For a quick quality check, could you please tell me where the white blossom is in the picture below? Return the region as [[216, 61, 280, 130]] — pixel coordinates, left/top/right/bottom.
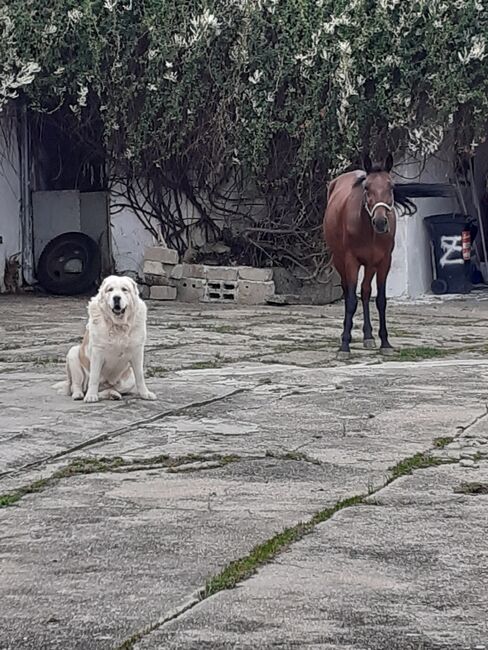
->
[[67, 9, 83, 24], [77, 84, 88, 107], [43, 24, 57, 36], [248, 69, 263, 84], [458, 34, 486, 64], [163, 71, 178, 83]]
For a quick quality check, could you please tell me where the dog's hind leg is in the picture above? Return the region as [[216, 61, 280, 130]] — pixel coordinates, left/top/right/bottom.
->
[[66, 345, 85, 400]]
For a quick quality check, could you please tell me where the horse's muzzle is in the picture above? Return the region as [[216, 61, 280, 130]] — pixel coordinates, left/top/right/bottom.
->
[[372, 216, 389, 234]]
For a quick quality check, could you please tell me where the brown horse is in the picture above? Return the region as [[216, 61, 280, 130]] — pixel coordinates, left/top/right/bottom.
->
[[324, 154, 451, 357]]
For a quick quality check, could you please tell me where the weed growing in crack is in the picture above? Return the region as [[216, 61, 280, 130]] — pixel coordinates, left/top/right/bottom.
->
[[202, 494, 365, 597], [395, 347, 453, 362], [387, 452, 452, 482], [265, 449, 321, 465], [433, 436, 454, 448], [0, 453, 242, 508], [146, 366, 170, 377], [454, 482, 488, 495]]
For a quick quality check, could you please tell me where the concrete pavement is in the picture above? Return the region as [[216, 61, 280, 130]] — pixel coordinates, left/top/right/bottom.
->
[[1, 294, 487, 649]]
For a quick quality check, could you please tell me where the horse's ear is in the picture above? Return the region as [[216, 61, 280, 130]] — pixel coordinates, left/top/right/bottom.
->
[[363, 154, 373, 174], [384, 153, 393, 173]]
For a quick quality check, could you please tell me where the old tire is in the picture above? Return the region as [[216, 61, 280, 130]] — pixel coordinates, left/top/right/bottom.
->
[[37, 232, 101, 295]]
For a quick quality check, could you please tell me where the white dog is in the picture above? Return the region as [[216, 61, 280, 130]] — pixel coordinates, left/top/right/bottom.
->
[[57, 275, 156, 403]]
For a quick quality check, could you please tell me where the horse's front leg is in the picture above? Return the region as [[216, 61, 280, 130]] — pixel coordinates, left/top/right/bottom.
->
[[376, 258, 394, 355], [339, 257, 359, 357], [361, 266, 376, 349]]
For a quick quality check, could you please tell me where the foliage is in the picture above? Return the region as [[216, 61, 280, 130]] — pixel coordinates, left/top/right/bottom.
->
[[1, 0, 488, 270]]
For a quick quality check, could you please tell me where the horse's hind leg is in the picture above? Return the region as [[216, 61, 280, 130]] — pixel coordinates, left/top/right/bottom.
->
[[339, 256, 360, 356], [361, 266, 376, 349], [376, 258, 394, 355]]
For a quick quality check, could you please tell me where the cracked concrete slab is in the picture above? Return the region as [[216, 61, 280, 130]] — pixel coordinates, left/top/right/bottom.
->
[[0, 458, 353, 650], [146, 463, 488, 650], [1, 294, 488, 649]]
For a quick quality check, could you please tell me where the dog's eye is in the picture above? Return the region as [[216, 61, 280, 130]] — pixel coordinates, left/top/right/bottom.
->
[[107, 287, 113, 292], [122, 287, 129, 292]]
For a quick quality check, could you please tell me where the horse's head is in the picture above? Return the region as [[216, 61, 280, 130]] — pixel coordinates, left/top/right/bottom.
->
[[362, 154, 394, 234]]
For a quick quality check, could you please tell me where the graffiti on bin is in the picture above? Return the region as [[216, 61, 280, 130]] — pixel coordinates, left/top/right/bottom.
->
[[439, 235, 463, 268]]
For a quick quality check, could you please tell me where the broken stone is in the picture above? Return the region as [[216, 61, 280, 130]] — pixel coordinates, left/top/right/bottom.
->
[[206, 266, 238, 282], [144, 246, 179, 265], [149, 285, 177, 301], [238, 267, 273, 282], [143, 261, 165, 277], [180, 263, 206, 279]]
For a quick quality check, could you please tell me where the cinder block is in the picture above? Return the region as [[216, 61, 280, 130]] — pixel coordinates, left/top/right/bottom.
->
[[238, 266, 273, 282], [150, 285, 177, 300], [175, 278, 206, 302], [205, 266, 238, 282], [144, 246, 179, 265], [180, 263, 206, 279], [237, 280, 275, 305], [204, 280, 238, 302]]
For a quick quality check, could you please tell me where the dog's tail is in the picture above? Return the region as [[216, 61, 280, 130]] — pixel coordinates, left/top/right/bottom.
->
[[52, 380, 71, 395], [52, 358, 72, 395]]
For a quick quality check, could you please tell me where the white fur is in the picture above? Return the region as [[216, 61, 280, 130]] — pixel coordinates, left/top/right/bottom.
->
[[55, 275, 156, 403]]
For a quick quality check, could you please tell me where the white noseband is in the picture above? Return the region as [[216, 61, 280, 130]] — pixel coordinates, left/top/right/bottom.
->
[[365, 201, 394, 218]]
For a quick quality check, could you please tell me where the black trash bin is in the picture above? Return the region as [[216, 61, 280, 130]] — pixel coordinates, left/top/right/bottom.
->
[[424, 214, 472, 295]]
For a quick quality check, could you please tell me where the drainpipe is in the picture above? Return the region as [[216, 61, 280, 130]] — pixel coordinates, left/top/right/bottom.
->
[[18, 101, 34, 285]]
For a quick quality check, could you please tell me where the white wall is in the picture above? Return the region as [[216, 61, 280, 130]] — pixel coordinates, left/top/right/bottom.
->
[[109, 188, 157, 276], [0, 111, 21, 291], [387, 143, 457, 298]]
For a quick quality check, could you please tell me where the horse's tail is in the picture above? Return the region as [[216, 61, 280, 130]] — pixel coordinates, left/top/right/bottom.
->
[[394, 182, 454, 215]]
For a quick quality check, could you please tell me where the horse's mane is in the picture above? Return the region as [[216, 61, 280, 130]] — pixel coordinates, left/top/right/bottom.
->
[[352, 173, 453, 216]]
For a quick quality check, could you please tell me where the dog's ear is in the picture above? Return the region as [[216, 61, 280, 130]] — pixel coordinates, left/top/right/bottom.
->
[[128, 277, 140, 297], [98, 276, 110, 293]]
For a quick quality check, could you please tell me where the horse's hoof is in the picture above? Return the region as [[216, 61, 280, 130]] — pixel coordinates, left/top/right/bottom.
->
[[337, 350, 351, 359], [380, 347, 395, 356], [363, 339, 377, 350]]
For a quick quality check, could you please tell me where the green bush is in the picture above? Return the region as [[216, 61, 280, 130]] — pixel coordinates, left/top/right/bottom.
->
[[1, 0, 487, 268]]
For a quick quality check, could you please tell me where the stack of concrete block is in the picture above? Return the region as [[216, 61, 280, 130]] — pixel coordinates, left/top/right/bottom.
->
[[143, 246, 179, 300], [169, 264, 275, 304]]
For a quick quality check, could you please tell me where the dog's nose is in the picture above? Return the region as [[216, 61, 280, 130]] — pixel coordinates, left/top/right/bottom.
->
[[113, 295, 121, 307]]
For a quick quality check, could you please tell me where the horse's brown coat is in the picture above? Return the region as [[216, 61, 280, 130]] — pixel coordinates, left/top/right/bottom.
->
[[324, 157, 396, 355]]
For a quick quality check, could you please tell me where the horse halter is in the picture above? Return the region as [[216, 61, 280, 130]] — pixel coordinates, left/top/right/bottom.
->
[[364, 200, 394, 219]]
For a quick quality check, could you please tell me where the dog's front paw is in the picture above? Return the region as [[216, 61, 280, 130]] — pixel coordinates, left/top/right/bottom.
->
[[72, 390, 84, 401], [140, 390, 156, 401], [84, 392, 99, 403]]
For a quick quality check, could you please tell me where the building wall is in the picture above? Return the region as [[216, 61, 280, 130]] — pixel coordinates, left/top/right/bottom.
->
[[388, 144, 457, 298], [0, 112, 21, 291], [109, 188, 157, 276]]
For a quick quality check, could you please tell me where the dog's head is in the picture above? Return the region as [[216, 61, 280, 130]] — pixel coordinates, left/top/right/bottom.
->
[[98, 275, 140, 321]]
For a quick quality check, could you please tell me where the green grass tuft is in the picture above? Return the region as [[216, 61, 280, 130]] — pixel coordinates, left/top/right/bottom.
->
[[396, 347, 452, 361]]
